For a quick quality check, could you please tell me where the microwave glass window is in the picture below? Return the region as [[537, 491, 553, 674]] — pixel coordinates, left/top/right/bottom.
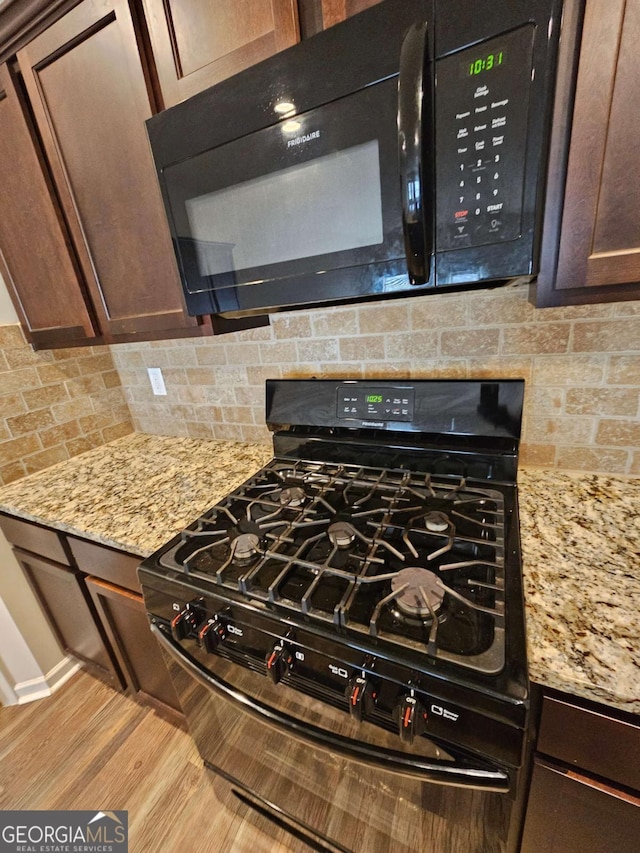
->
[[185, 140, 384, 277]]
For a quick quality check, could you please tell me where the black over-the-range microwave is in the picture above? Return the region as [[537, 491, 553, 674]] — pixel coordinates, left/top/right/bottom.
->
[[147, 0, 582, 320]]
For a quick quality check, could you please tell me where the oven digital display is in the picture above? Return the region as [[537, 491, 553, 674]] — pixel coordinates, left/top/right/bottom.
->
[[337, 385, 415, 422]]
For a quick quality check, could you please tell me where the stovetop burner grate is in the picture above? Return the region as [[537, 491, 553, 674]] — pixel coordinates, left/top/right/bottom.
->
[[159, 458, 508, 674]]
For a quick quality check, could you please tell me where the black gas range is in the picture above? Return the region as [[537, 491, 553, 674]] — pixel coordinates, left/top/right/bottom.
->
[[139, 379, 531, 853]]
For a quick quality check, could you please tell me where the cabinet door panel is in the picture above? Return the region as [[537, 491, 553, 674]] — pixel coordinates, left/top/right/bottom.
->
[[542, 0, 640, 303], [142, 0, 299, 107], [0, 63, 98, 348], [86, 576, 182, 714], [298, 0, 382, 37], [14, 547, 123, 689], [17, 0, 200, 340], [589, 0, 640, 271]]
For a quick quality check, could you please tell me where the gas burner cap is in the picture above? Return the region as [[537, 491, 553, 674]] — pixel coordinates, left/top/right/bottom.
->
[[424, 511, 450, 533], [233, 533, 260, 563], [391, 567, 445, 618], [328, 521, 356, 549], [279, 487, 306, 507]]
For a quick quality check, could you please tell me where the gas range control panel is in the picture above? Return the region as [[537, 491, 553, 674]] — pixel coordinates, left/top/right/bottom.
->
[[158, 594, 521, 765], [337, 384, 415, 422]]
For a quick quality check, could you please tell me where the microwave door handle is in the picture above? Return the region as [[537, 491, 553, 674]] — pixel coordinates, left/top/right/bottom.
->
[[398, 20, 432, 285], [151, 620, 509, 792]]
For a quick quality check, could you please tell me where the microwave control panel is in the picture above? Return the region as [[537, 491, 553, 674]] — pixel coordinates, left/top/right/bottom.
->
[[435, 25, 535, 252]]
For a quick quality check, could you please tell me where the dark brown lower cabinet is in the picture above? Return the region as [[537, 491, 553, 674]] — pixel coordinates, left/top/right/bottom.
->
[[85, 575, 181, 715], [521, 692, 640, 853], [522, 757, 640, 853], [13, 547, 124, 690], [1, 513, 182, 718]]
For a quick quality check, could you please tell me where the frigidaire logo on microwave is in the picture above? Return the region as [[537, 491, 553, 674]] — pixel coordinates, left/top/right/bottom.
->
[[287, 130, 321, 147]]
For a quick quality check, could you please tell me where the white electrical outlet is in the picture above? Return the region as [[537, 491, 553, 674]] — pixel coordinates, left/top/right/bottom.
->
[[147, 367, 167, 396]]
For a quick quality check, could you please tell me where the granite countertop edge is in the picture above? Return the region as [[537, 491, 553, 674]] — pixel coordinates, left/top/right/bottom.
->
[[1, 432, 638, 717]]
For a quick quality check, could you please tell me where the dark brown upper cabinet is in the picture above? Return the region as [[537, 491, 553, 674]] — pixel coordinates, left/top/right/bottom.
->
[[298, 0, 382, 38], [14, 0, 206, 344], [140, 0, 300, 108], [0, 63, 99, 348], [537, 0, 640, 307]]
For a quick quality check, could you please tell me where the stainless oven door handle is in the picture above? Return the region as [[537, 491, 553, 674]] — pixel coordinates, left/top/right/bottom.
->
[[151, 621, 510, 792]]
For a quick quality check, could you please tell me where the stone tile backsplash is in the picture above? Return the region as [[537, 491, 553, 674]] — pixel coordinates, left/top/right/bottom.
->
[[111, 283, 640, 476], [0, 284, 637, 483], [0, 325, 133, 485]]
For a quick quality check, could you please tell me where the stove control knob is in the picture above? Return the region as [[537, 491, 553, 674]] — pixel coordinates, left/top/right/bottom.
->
[[346, 676, 376, 722], [395, 695, 428, 744], [265, 643, 293, 684], [198, 617, 226, 653], [170, 600, 205, 641]]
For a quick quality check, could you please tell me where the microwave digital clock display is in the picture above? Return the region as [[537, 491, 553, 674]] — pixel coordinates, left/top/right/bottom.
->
[[465, 51, 505, 77]]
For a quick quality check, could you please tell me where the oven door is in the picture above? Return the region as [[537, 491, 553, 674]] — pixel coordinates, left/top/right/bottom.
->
[[159, 76, 414, 317], [152, 621, 517, 853]]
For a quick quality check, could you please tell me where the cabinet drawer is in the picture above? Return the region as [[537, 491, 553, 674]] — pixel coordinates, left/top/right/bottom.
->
[[0, 513, 70, 565], [67, 536, 142, 593], [521, 757, 640, 853], [538, 695, 640, 792]]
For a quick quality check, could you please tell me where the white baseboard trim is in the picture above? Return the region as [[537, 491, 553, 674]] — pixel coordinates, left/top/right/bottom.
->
[[14, 656, 81, 705], [0, 667, 18, 706], [47, 656, 82, 694]]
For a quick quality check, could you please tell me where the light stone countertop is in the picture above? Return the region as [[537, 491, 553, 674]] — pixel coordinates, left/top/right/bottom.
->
[[0, 432, 638, 715], [518, 469, 640, 715], [0, 434, 273, 557]]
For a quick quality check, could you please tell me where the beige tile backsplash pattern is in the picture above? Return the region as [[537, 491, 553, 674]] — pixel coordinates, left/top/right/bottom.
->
[[0, 325, 133, 485], [112, 284, 640, 476]]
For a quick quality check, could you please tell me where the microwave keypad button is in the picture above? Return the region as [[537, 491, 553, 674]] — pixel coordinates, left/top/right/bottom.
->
[[435, 25, 535, 252]]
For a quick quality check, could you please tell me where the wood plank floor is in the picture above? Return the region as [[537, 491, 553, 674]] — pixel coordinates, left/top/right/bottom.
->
[[0, 671, 314, 853]]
